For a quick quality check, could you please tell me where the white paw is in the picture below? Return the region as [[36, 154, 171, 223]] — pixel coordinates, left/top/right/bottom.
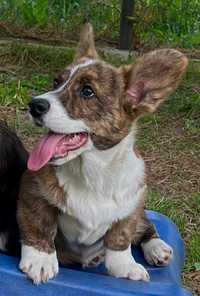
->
[[19, 245, 59, 284], [105, 246, 150, 281], [108, 261, 150, 281], [142, 238, 173, 266]]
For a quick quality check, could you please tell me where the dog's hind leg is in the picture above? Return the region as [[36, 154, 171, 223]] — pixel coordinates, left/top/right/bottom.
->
[[135, 212, 173, 266]]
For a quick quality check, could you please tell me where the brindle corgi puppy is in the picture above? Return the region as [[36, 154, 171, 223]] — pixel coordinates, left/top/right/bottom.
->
[[17, 23, 188, 284]]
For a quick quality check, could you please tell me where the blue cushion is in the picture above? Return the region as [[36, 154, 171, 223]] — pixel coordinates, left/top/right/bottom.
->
[[0, 211, 192, 296]]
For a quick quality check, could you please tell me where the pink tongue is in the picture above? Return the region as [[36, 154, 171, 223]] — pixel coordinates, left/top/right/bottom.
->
[[28, 134, 66, 171]]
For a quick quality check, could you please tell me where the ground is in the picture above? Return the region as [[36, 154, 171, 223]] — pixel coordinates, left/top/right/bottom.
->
[[0, 41, 199, 295]]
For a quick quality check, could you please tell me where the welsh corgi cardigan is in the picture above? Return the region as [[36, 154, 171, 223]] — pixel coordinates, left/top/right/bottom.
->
[[17, 23, 188, 284]]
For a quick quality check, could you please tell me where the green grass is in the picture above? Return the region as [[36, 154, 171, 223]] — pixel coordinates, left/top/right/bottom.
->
[[147, 191, 200, 272], [1, 42, 75, 72], [0, 43, 76, 106], [0, 42, 135, 106], [0, 73, 50, 106], [135, 0, 200, 48], [147, 191, 187, 233], [1, 42, 200, 121], [0, 0, 120, 40], [1, 0, 200, 48], [187, 231, 200, 271]]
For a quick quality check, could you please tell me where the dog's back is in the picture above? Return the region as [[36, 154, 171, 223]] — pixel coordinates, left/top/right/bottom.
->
[[0, 122, 28, 255]]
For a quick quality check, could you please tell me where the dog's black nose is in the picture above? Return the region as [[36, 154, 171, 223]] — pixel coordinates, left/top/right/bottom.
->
[[29, 99, 50, 118]]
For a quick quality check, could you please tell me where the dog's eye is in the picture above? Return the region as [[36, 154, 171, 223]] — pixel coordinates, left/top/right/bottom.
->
[[80, 86, 94, 98], [53, 78, 61, 89]]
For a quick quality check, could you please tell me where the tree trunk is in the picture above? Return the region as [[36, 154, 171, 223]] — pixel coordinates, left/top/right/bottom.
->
[[119, 0, 135, 50]]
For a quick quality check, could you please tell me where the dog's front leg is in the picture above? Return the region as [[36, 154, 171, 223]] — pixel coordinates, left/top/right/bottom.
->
[[104, 213, 150, 281], [17, 193, 59, 284], [105, 245, 149, 281]]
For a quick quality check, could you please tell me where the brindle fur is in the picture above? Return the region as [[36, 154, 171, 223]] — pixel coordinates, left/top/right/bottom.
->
[[104, 194, 158, 251], [17, 167, 62, 253], [17, 23, 188, 266]]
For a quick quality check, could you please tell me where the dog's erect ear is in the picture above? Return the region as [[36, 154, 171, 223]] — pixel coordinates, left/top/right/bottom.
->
[[74, 23, 99, 61], [121, 49, 188, 117]]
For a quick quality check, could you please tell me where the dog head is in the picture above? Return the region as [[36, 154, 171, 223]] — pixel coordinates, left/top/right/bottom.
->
[[28, 23, 188, 171]]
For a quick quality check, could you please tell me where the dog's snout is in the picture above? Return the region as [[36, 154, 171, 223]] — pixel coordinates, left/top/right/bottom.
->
[[29, 99, 50, 118]]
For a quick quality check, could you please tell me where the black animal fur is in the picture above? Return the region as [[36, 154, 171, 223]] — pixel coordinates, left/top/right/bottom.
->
[[0, 121, 28, 255]]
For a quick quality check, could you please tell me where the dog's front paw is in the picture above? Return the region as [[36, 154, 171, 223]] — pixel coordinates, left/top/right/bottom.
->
[[107, 260, 150, 281], [142, 238, 173, 266], [105, 246, 150, 281], [19, 245, 59, 284]]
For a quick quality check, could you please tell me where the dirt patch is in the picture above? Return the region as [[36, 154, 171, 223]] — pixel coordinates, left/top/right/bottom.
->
[[139, 116, 200, 199], [184, 271, 200, 295]]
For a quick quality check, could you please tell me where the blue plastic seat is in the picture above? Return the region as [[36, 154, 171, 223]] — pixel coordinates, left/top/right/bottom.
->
[[0, 211, 192, 296]]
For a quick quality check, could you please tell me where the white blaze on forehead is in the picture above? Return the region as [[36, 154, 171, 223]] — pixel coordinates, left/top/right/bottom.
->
[[34, 59, 98, 134], [52, 58, 98, 94]]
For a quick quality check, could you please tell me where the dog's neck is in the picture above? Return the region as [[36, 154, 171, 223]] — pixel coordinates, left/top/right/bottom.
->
[[57, 127, 138, 198]]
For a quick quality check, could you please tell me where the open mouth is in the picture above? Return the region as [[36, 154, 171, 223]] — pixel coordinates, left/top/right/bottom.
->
[[52, 132, 88, 159], [28, 132, 88, 171]]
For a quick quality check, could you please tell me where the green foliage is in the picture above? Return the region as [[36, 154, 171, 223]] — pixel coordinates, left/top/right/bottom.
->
[[194, 262, 200, 271], [0, 0, 200, 47], [0, 0, 120, 39], [134, 0, 200, 47], [0, 0, 49, 27]]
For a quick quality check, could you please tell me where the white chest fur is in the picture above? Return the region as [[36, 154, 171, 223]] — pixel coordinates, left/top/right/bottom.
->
[[56, 132, 145, 246]]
